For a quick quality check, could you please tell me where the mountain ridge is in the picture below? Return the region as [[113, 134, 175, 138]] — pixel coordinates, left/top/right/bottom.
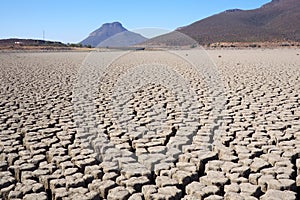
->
[[144, 0, 300, 47], [176, 0, 300, 44], [80, 22, 147, 47]]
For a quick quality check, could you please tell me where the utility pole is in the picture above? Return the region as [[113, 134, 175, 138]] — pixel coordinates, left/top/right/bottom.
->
[[43, 30, 45, 40]]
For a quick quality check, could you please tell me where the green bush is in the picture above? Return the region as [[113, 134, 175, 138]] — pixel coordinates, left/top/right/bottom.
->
[[190, 44, 197, 48]]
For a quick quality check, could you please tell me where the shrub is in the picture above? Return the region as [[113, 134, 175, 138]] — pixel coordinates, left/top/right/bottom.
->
[[249, 44, 257, 48]]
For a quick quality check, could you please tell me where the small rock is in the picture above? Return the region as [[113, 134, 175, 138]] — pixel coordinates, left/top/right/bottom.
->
[[84, 165, 103, 179], [154, 162, 173, 176], [258, 174, 274, 192], [0, 184, 15, 199], [239, 183, 262, 197], [250, 158, 270, 173], [172, 170, 193, 186], [53, 188, 68, 200], [200, 171, 229, 187], [50, 178, 66, 191], [224, 192, 244, 200], [125, 176, 150, 191], [8, 190, 22, 199], [85, 191, 100, 200], [156, 176, 178, 188], [128, 193, 144, 200], [186, 182, 205, 198], [142, 185, 157, 200], [224, 183, 240, 193], [102, 172, 119, 181], [66, 175, 85, 189], [249, 173, 262, 185], [99, 180, 117, 198], [267, 178, 296, 191], [107, 186, 130, 200], [158, 186, 182, 200], [23, 192, 48, 200], [296, 175, 300, 187], [204, 195, 224, 200], [260, 189, 297, 200], [230, 166, 250, 177]]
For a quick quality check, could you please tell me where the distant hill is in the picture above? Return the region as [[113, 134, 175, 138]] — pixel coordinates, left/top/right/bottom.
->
[[177, 0, 300, 44], [80, 22, 147, 47], [0, 38, 66, 47], [146, 0, 300, 46]]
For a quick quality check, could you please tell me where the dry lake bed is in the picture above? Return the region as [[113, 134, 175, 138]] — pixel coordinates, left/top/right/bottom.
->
[[0, 49, 299, 199]]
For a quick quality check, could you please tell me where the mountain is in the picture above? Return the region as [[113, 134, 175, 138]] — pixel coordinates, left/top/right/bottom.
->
[[98, 31, 147, 47], [177, 0, 300, 44], [140, 31, 198, 47], [80, 22, 147, 47], [147, 0, 300, 46]]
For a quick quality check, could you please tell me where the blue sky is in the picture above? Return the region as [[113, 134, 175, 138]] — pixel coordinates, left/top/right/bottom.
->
[[0, 0, 270, 43]]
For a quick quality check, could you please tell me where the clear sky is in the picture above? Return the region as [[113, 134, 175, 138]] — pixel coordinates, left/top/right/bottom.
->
[[1, 0, 271, 43]]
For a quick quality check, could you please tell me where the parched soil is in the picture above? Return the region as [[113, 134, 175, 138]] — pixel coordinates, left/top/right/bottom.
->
[[0, 49, 299, 199]]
